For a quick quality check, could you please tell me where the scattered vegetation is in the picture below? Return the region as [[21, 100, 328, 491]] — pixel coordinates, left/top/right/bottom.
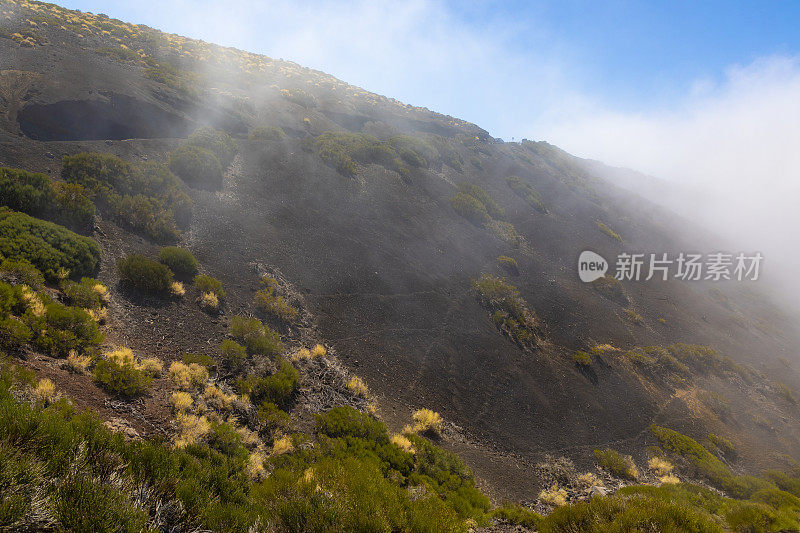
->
[[0, 208, 100, 280], [310, 131, 441, 179], [116, 254, 173, 293], [506, 175, 547, 213], [624, 308, 644, 324], [451, 182, 504, 226], [62, 153, 191, 242], [472, 274, 537, 346]]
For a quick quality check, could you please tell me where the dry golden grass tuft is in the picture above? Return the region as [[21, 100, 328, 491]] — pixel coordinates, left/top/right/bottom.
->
[[174, 413, 211, 448], [648, 457, 674, 476], [66, 350, 92, 373], [576, 472, 601, 489], [203, 384, 236, 411], [169, 281, 186, 297], [311, 344, 327, 357], [409, 408, 443, 436], [271, 434, 294, 455], [170, 391, 193, 412], [169, 361, 209, 390], [199, 291, 219, 310], [346, 376, 369, 397], [538, 484, 568, 507], [34, 378, 56, 403], [660, 474, 680, 484], [390, 434, 415, 454]]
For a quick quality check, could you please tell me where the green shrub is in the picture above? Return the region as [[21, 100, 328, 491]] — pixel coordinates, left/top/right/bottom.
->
[[594, 448, 639, 480], [220, 339, 246, 370], [251, 361, 299, 408], [187, 127, 238, 167], [596, 220, 622, 242], [237, 362, 299, 409], [472, 274, 537, 346], [506, 176, 547, 213], [591, 275, 627, 304], [169, 145, 223, 190], [496, 255, 519, 276], [230, 316, 283, 356], [0, 316, 33, 351], [450, 193, 489, 225], [254, 277, 298, 322], [54, 476, 149, 532], [457, 182, 503, 218], [573, 351, 592, 366], [61, 277, 106, 310], [194, 274, 225, 299], [182, 352, 216, 370], [0, 167, 95, 230], [93, 355, 153, 397], [257, 402, 290, 431], [117, 254, 173, 293], [708, 433, 737, 460], [0, 257, 45, 288], [491, 504, 541, 528], [158, 246, 198, 279], [0, 209, 100, 279], [62, 153, 191, 242], [249, 126, 285, 141]]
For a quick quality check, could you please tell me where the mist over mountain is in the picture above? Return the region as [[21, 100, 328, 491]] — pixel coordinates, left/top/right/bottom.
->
[[2, 1, 800, 530]]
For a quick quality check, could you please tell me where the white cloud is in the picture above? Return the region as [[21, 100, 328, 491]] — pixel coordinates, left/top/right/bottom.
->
[[538, 55, 800, 300]]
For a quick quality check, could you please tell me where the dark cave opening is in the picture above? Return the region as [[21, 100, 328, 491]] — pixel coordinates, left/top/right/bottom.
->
[[17, 93, 192, 141]]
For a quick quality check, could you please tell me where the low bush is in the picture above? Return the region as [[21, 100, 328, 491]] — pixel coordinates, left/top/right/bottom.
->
[[457, 183, 503, 219], [0, 208, 100, 279], [0, 167, 95, 230], [194, 274, 225, 299], [186, 127, 238, 167], [573, 351, 592, 366], [230, 315, 283, 356], [117, 254, 173, 293], [169, 145, 223, 190], [237, 361, 299, 409], [92, 348, 156, 397], [496, 255, 519, 276], [249, 126, 286, 141], [409, 408, 443, 437], [506, 175, 547, 213], [451, 192, 490, 225], [61, 277, 108, 310], [594, 448, 639, 480], [62, 153, 191, 242], [596, 220, 622, 242], [158, 246, 198, 279], [254, 276, 297, 321], [591, 275, 627, 304], [220, 339, 247, 370], [473, 274, 537, 346], [0, 257, 45, 288]]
